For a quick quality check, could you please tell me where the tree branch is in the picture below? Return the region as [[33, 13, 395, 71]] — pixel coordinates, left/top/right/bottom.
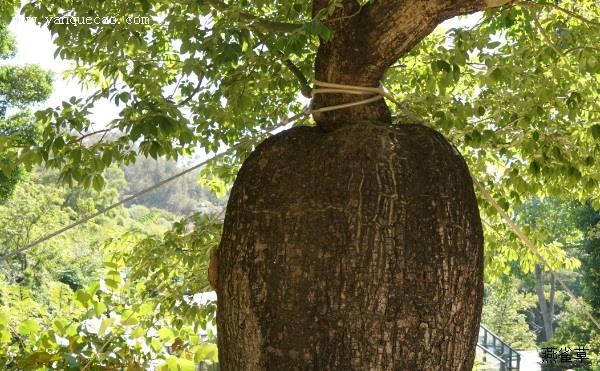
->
[[549, 272, 556, 319], [177, 77, 204, 107], [74, 129, 110, 143], [563, 45, 600, 56], [207, 0, 303, 33], [516, 1, 600, 27], [314, 0, 517, 84], [356, 0, 516, 81], [283, 58, 312, 98], [532, 11, 564, 57], [252, 28, 312, 98], [310, 0, 517, 130]]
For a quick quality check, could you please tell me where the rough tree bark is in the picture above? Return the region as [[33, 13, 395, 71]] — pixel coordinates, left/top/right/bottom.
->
[[216, 0, 513, 370]]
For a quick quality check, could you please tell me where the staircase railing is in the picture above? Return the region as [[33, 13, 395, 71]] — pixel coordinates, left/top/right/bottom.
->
[[477, 343, 508, 370], [478, 324, 521, 370]]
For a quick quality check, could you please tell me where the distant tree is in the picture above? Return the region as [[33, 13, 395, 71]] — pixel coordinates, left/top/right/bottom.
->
[[0, 21, 52, 202], [516, 198, 583, 341], [541, 297, 599, 371], [0, 166, 181, 346], [0, 174, 93, 289], [553, 297, 597, 347], [481, 278, 537, 350]]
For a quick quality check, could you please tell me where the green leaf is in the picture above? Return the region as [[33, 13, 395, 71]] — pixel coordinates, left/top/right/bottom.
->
[[452, 64, 461, 82], [176, 358, 197, 371], [138, 302, 154, 316], [18, 319, 40, 338], [52, 318, 68, 336], [74, 289, 93, 308], [487, 41, 501, 49], [103, 260, 120, 269], [0, 310, 7, 326], [0, 327, 10, 343], [98, 317, 115, 337], [139, 0, 152, 13], [303, 21, 331, 41], [432, 60, 452, 73], [65, 323, 78, 337], [591, 124, 600, 139], [70, 148, 82, 164], [529, 160, 541, 175], [94, 302, 107, 316], [151, 337, 163, 352], [158, 327, 175, 342], [218, 43, 242, 64], [92, 174, 105, 191], [121, 310, 138, 326], [166, 356, 178, 371], [105, 278, 120, 290], [194, 343, 219, 363], [490, 67, 505, 82], [101, 150, 113, 166], [198, 171, 229, 198], [131, 327, 146, 338]]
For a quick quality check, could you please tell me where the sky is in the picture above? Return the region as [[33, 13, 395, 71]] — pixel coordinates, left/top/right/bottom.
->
[[9, 15, 120, 127]]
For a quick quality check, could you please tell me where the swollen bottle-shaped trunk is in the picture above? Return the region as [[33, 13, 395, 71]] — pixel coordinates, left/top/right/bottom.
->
[[216, 123, 484, 370]]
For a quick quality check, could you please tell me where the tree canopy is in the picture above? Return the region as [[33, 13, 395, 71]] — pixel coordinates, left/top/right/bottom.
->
[[7, 0, 597, 198], [3, 0, 595, 279]]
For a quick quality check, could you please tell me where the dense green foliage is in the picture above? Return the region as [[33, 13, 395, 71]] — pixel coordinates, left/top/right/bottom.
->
[[0, 0, 599, 369], [471, 199, 600, 371], [481, 278, 537, 350], [0, 167, 174, 298], [576, 204, 600, 318], [536, 203, 600, 370], [0, 19, 221, 367], [0, 221, 219, 370], [544, 296, 600, 371], [3, 0, 595, 280], [11, 0, 598, 197], [0, 166, 222, 369]]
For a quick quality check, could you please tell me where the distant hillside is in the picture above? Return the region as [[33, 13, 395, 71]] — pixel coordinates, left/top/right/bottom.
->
[[121, 157, 225, 216]]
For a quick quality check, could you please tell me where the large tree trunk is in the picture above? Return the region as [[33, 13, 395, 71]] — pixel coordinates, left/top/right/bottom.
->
[[216, 0, 512, 369], [217, 123, 484, 369]]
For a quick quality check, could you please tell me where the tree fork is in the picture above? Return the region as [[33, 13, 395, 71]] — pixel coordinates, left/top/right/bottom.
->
[[311, 0, 513, 131]]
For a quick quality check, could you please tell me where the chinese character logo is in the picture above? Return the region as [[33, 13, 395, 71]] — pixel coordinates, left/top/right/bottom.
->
[[541, 345, 590, 366]]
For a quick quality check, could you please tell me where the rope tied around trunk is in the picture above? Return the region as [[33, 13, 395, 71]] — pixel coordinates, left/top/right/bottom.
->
[[310, 80, 424, 124]]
